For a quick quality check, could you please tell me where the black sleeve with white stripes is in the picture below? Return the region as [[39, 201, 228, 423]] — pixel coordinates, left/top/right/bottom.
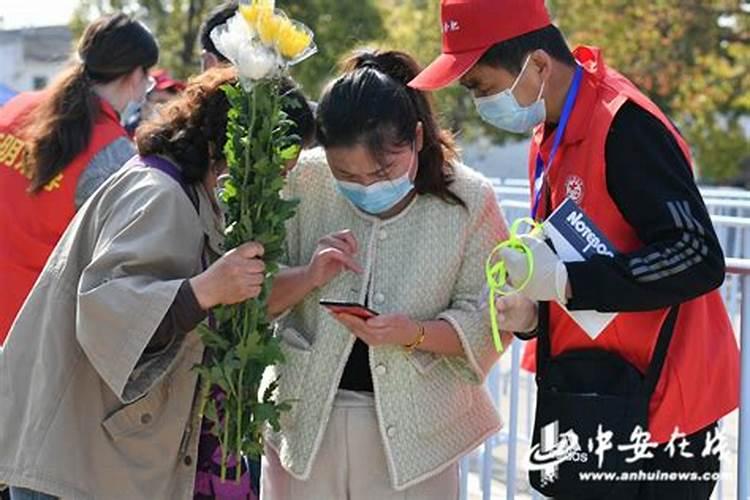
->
[[565, 101, 725, 312]]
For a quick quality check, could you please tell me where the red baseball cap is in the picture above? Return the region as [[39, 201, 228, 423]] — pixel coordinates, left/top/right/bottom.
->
[[151, 69, 186, 93], [409, 0, 552, 91]]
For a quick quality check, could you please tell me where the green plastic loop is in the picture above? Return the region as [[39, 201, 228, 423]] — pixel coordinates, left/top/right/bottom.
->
[[485, 217, 542, 352]]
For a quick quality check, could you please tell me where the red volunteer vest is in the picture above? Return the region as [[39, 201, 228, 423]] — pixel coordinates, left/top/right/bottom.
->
[[0, 92, 128, 344], [525, 46, 739, 442]]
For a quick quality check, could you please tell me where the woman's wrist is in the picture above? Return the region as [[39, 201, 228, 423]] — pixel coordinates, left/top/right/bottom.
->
[[302, 263, 322, 290], [189, 273, 216, 311], [403, 321, 426, 352]]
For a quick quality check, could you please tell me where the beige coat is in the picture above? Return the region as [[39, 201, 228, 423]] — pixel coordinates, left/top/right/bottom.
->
[[0, 158, 223, 499], [262, 149, 507, 490]]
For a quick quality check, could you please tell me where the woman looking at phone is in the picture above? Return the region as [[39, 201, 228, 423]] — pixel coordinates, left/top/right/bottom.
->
[[264, 50, 511, 499]]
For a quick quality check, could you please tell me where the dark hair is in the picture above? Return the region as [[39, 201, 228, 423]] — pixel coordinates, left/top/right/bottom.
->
[[477, 25, 576, 75], [136, 67, 237, 184], [21, 14, 158, 192], [279, 78, 316, 148], [136, 69, 313, 183], [199, 1, 238, 61], [317, 49, 464, 207]]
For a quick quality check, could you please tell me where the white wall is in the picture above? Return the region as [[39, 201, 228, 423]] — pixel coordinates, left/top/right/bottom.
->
[[0, 40, 23, 90], [15, 58, 68, 91], [0, 28, 71, 93]]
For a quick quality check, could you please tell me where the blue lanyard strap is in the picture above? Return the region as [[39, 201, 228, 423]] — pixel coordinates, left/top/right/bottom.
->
[[531, 65, 584, 220]]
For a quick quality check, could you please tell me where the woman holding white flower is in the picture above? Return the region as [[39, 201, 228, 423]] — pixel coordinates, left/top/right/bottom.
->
[[0, 1, 319, 497], [0, 67, 311, 500], [264, 50, 512, 499]]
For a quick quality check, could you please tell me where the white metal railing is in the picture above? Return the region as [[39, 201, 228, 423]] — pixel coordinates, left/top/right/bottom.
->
[[491, 177, 750, 200], [460, 184, 750, 500]]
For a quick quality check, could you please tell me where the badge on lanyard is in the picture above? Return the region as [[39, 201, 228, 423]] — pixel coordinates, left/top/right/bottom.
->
[[530, 65, 584, 220]]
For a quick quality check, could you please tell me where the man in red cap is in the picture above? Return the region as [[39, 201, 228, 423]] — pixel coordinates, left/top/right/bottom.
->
[[411, 1, 739, 499], [141, 69, 186, 121]]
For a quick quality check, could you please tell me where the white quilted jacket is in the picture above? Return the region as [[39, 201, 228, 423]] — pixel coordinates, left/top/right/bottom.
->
[[261, 148, 508, 490]]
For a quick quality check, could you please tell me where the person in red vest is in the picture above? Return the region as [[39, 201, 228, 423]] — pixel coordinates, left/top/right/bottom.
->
[[0, 14, 158, 345], [410, 1, 740, 498]]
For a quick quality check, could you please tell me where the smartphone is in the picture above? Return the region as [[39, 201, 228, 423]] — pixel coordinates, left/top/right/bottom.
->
[[320, 301, 379, 320]]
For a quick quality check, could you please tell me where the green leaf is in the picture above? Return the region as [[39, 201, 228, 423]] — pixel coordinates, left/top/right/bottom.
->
[[253, 403, 280, 423], [196, 323, 231, 351]]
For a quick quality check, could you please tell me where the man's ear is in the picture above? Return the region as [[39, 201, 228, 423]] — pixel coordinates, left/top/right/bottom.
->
[[201, 51, 220, 71], [530, 49, 553, 82]]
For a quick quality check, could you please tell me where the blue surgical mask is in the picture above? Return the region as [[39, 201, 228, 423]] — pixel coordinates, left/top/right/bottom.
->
[[473, 55, 546, 134], [336, 146, 417, 215], [121, 72, 154, 128], [121, 99, 143, 128]]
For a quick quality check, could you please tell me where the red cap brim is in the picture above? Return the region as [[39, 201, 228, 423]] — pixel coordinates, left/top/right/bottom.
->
[[408, 47, 486, 91], [155, 81, 186, 92]]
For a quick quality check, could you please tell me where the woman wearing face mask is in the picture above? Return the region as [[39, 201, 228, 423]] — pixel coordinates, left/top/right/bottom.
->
[[0, 14, 158, 344], [263, 50, 511, 499]]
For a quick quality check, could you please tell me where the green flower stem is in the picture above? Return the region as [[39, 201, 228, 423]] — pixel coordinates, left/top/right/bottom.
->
[[198, 378, 210, 419], [235, 362, 244, 483], [221, 418, 229, 481], [241, 88, 257, 218], [197, 79, 299, 480]]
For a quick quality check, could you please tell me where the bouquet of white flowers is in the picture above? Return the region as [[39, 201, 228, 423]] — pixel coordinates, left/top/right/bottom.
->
[[196, 0, 316, 481]]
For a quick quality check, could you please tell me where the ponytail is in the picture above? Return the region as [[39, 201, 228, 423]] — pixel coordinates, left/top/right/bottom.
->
[[20, 14, 158, 192], [317, 49, 464, 208], [23, 65, 98, 191]]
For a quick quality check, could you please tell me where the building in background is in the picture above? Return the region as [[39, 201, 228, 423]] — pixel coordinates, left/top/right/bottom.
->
[[0, 83, 16, 106], [0, 26, 72, 94]]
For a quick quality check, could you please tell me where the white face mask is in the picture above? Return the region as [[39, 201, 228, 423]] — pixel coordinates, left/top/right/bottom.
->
[[473, 55, 546, 134]]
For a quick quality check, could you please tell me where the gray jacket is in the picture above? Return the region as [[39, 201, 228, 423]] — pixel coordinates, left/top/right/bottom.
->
[[0, 158, 223, 499]]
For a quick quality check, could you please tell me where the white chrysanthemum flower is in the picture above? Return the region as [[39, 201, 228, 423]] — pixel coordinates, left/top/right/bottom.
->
[[210, 13, 280, 86], [237, 43, 278, 81]]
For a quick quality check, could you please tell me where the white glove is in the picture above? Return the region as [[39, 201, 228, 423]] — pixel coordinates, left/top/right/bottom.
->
[[494, 293, 539, 333], [499, 234, 568, 303]]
